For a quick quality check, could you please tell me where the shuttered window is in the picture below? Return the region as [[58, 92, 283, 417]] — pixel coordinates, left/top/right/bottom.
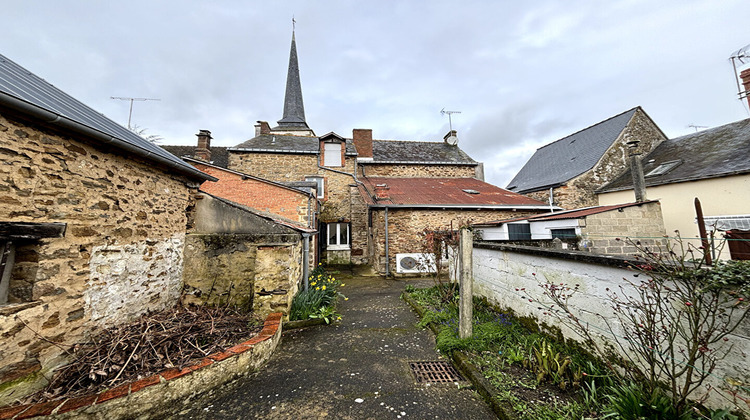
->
[[324, 142, 342, 167]]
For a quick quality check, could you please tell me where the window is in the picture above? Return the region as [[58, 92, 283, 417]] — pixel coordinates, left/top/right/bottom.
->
[[327, 223, 350, 250], [324, 142, 342, 167], [550, 228, 577, 240], [306, 176, 325, 199], [646, 160, 681, 177], [507, 223, 531, 241]]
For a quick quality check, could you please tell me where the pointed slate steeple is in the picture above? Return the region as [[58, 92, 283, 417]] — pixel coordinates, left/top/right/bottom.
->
[[277, 30, 309, 130]]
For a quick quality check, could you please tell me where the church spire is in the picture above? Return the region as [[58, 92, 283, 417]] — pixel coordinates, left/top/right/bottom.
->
[[277, 26, 309, 130]]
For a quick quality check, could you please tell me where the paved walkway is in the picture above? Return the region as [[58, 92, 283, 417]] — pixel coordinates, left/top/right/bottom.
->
[[179, 275, 495, 419]]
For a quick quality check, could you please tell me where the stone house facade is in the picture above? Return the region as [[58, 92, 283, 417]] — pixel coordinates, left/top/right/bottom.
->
[[507, 107, 666, 209], [0, 54, 213, 404]]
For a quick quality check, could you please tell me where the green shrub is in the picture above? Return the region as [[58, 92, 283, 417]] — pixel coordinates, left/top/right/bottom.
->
[[289, 266, 346, 321]]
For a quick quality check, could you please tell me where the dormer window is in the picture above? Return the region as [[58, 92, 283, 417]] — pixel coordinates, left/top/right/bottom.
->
[[324, 142, 343, 167]]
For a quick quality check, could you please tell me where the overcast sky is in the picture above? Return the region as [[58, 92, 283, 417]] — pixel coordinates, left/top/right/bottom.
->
[[3, 1, 749, 186]]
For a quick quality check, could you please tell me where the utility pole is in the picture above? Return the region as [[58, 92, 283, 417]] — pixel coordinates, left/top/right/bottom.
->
[[110, 97, 160, 129]]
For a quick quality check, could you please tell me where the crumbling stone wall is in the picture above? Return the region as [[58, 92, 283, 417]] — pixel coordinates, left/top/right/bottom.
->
[[360, 164, 476, 178], [526, 108, 666, 209], [581, 201, 667, 255], [370, 209, 542, 275], [0, 112, 194, 404]]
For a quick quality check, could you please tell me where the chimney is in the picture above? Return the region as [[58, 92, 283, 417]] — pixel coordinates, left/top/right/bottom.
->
[[373, 183, 390, 200], [443, 130, 458, 146], [627, 139, 647, 203], [352, 129, 373, 159], [740, 68, 750, 109], [256, 121, 271, 136], [195, 129, 212, 162]]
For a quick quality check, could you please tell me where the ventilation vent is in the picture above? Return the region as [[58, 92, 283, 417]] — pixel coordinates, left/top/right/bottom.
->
[[462, 189, 480, 195]]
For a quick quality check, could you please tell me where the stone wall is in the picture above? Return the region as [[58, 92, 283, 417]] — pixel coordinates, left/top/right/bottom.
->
[[360, 164, 476, 178], [0, 112, 194, 404], [471, 243, 750, 414], [581, 201, 667, 255], [183, 194, 304, 318], [370, 208, 541, 275], [526, 108, 666, 209]]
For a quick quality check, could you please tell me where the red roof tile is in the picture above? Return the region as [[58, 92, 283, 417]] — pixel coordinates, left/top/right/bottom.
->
[[359, 177, 548, 207]]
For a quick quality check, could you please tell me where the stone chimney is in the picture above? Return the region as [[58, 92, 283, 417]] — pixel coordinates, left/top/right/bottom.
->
[[195, 130, 212, 162], [373, 183, 390, 200], [352, 129, 373, 159], [627, 139, 647, 203], [255, 121, 271, 136], [740, 68, 750, 109]]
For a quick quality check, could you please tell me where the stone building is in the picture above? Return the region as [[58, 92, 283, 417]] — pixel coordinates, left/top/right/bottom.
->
[[0, 54, 214, 403], [598, 117, 750, 260], [162, 30, 552, 273], [507, 107, 666, 209]]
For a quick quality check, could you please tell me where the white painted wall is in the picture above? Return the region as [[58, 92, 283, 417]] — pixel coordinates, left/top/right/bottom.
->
[[471, 244, 750, 412]]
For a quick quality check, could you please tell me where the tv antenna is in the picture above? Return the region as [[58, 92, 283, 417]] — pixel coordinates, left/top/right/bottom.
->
[[687, 124, 707, 132], [110, 97, 161, 129], [440, 108, 461, 131]]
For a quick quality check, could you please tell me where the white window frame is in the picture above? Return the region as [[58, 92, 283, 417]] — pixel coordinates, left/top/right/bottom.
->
[[324, 142, 343, 167], [326, 223, 350, 250], [305, 176, 325, 199]]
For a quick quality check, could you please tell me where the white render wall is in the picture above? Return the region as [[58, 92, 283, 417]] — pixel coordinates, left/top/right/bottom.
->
[[471, 243, 750, 413]]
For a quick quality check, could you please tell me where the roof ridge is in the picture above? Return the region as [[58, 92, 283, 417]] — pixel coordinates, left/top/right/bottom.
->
[[536, 106, 640, 151], [373, 139, 445, 144]]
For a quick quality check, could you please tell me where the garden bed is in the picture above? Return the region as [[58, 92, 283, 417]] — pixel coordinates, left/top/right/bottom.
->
[[403, 285, 615, 420]]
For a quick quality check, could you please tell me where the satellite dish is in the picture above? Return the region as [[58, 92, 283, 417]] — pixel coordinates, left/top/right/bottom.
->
[[445, 135, 458, 146]]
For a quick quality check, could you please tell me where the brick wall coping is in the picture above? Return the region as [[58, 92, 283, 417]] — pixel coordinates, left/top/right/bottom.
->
[[473, 241, 633, 269], [0, 312, 283, 420]]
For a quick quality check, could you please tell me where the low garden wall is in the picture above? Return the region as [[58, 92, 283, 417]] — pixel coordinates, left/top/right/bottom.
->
[[0, 313, 283, 420], [471, 242, 750, 413]]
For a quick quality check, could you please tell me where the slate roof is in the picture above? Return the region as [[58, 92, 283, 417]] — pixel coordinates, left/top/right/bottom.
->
[[599, 118, 750, 192], [474, 201, 658, 226], [0, 54, 211, 181], [231, 134, 357, 155], [276, 32, 309, 130], [370, 140, 477, 165], [507, 107, 639, 193], [160, 145, 230, 168], [359, 177, 550, 208]]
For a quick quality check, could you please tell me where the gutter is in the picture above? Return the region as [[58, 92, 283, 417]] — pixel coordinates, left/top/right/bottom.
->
[[367, 204, 560, 210], [0, 91, 215, 183]]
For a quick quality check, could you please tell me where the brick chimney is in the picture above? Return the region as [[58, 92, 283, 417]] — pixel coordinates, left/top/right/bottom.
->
[[352, 129, 373, 159], [740, 68, 750, 109], [195, 130, 212, 162], [373, 183, 390, 200], [255, 121, 271, 136]]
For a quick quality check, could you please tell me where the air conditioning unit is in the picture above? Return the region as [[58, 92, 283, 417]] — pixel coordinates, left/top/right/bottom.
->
[[395, 253, 437, 274]]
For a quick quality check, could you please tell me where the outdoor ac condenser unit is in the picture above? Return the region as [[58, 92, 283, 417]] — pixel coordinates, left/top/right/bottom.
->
[[395, 253, 437, 274]]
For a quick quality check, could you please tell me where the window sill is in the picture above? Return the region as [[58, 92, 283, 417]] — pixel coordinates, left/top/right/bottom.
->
[[326, 245, 350, 251]]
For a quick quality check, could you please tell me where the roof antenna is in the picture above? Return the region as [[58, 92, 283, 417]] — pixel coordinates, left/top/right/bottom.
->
[[110, 96, 160, 130], [440, 108, 461, 131], [687, 124, 707, 132], [729, 43, 750, 112]]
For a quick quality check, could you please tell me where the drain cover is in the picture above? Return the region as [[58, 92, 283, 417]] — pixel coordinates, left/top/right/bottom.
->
[[409, 361, 463, 383]]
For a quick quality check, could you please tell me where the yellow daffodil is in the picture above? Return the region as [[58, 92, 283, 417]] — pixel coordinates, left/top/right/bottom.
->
[[341, 283, 346, 287], [344, 297, 349, 301], [311, 282, 317, 286], [321, 285, 326, 290], [316, 287, 320, 290]]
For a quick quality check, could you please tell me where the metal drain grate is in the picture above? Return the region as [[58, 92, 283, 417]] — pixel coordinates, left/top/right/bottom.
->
[[409, 361, 463, 383]]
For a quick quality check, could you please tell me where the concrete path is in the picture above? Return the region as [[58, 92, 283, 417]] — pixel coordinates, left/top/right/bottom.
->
[[178, 275, 495, 419]]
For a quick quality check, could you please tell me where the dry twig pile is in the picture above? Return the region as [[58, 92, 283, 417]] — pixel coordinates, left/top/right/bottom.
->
[[31, 305, 261, 402]]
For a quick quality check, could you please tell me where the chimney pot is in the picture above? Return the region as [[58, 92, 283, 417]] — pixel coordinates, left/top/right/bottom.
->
[[352, 129, 373, 159]]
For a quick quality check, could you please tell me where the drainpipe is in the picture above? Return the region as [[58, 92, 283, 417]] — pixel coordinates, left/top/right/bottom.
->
[[548, 187, 554, 212], [384, 207, 390, 277], [302, 234, 310, 291]]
